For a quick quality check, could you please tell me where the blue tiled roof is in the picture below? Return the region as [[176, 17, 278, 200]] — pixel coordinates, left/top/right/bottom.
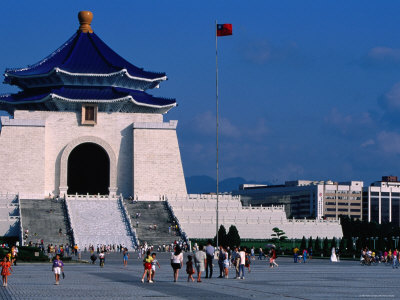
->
[[0, 86, 176, 107], [5, 32, 166, 80]]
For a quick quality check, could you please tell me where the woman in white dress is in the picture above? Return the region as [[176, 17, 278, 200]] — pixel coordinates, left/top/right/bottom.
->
[[330, 247, 338, 262]]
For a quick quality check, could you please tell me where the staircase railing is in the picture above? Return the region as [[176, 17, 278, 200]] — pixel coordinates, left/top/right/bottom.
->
[[118, 195, 139, 248], [63, 195, 76, 247], [17, 193, 24, 246], [164, 198, 189, 244]]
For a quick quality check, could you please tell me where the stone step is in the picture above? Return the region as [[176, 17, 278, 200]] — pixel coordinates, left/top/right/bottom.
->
[[123, 200, 180, 247], [20, 199, 72, 246]]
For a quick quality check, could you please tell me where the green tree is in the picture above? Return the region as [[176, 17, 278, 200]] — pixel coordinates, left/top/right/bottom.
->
[[323, 237, 329, 256], [339, 238, 345, 252], [270, 227, 288, 247], [308, 236, 313, 250], [226, 225, 241, 248], [314, 237, 321, 254], [300, 236, 307, 250], [214, 225, 228, 247], [331, 237, 337, 249], [346, 236, 353, 254]]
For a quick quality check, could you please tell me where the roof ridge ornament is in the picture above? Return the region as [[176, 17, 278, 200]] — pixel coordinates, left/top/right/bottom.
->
[[78, 11, 93, 33]]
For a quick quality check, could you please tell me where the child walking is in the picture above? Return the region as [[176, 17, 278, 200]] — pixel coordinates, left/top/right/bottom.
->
[[186, 255, 195, 282], [0, 256, 12, 287], [141, 250, 153, 283], [52, 254, 64, 285], [150, 253, 161, 282]]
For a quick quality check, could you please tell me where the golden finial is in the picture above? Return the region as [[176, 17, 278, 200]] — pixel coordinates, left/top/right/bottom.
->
[[78, 11, 93, 33]]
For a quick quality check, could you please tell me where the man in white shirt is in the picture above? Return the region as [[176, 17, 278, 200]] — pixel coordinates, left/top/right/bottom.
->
[[238, 247, 246, 279], [205, 240, 214, 278]]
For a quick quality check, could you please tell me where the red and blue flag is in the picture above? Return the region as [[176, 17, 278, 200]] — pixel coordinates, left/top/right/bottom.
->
[[217, 24, 232, 36]]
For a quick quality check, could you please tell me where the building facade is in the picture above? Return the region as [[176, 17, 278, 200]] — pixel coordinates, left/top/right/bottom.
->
[[235, 180, 363, 220], [0, 11, 187, 199], [362, 176, 400, 226]]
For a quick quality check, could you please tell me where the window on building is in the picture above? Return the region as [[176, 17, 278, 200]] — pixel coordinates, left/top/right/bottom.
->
[[81, 104, 98, 125], [326, 208, 336, 212], [382, 198, 390, 223], [371, 192, 379, 196], [338, 208, 348, 212], [350, 209, 361, 212], [371, 198, 379, 223], [382, 192, 390, 197], [350, 203, 361, 206]]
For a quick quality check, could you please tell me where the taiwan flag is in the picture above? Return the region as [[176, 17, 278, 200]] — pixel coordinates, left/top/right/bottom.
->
[[217, 24, 232, 36]]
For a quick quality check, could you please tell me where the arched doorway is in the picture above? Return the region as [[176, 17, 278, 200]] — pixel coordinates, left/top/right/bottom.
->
[[67, 143, 110, 194]]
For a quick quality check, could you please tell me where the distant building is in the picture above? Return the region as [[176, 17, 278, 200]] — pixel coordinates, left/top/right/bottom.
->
[[235, 180, 363, 220], [362, 176, 400, 226]]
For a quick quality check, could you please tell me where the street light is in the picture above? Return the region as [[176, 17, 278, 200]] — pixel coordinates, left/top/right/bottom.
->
[[394, 236, 400, 249], [371, 237, 378, 250], [352, 237, 359, 259]]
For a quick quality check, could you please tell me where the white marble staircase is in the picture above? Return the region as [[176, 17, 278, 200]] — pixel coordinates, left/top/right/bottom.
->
[[65, 195, 136, 249]]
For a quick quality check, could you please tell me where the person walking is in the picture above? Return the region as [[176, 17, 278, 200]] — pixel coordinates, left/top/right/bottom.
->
[[232, 247, 240, 279], [186, 255, 195, 282], [52, 254, 64, 285], [99, 251, 105, 267], [0, 256, 12, 287], [123, 248, 129, 267], [302, 249, 308, 263], [150, 253, 161, 282], [393, 249, 398, 269], [238, 247, 246, 279], [223, 246, 230, 278], [205, 240, 214, 278], [170, 245, 183, 282], [194, 245, 207, 282], [141, 250, 153, 283], [217, 246, 225, 278], [269, 247, 278, 268]]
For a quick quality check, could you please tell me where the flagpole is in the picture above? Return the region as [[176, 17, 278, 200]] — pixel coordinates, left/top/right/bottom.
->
[[215, 20, 219, 248]]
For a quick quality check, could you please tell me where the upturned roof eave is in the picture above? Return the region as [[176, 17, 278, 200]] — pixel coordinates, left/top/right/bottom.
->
[[0, 92, 176, 110], [4, 67, 167, 83]]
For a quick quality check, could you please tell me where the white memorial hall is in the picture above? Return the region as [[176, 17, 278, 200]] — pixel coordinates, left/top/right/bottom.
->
[[0, 12, 342, 247]]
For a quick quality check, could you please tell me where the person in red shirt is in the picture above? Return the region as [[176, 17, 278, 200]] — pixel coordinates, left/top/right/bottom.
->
[[0, 256, 12, 287], [269, 248, 279, 268]]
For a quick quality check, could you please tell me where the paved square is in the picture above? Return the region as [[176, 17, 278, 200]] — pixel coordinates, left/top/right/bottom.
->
[[0, 253, 397, 299]]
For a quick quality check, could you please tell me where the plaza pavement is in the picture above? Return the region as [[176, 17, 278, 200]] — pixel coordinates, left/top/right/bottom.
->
[[0, 252, 397, 300]]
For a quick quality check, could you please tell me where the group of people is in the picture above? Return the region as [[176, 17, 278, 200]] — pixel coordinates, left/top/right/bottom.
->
[[137, 241, 276, 284], [360, 247, 400, 267]]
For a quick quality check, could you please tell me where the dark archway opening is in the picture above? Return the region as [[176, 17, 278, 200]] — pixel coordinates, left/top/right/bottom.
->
[[67, 143, 110, 194]]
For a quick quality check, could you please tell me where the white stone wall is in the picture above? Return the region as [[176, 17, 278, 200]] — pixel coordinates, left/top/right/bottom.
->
[[0, 110, 188, 198], [0, 120, 45, 194], [133, 122, 187, 197]]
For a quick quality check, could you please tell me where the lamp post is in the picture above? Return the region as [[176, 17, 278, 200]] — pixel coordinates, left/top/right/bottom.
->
[[371, 237, 378, 250], [394, 236, 400, 249], [352, 237, 358, 259]]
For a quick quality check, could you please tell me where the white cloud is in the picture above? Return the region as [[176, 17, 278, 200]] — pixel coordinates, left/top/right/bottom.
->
[[380, 82, 400, 111], [377, 131, 400, 155], [361, 139, 375, 148], [368, 47, 400, 62]]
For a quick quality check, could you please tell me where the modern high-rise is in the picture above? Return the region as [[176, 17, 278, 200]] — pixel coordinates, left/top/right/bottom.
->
[[235, 180, 363, 220], [362, 176, 400, 226]]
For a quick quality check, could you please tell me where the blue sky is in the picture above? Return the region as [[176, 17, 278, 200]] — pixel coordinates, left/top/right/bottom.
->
[[1, 1, 400, 185]]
